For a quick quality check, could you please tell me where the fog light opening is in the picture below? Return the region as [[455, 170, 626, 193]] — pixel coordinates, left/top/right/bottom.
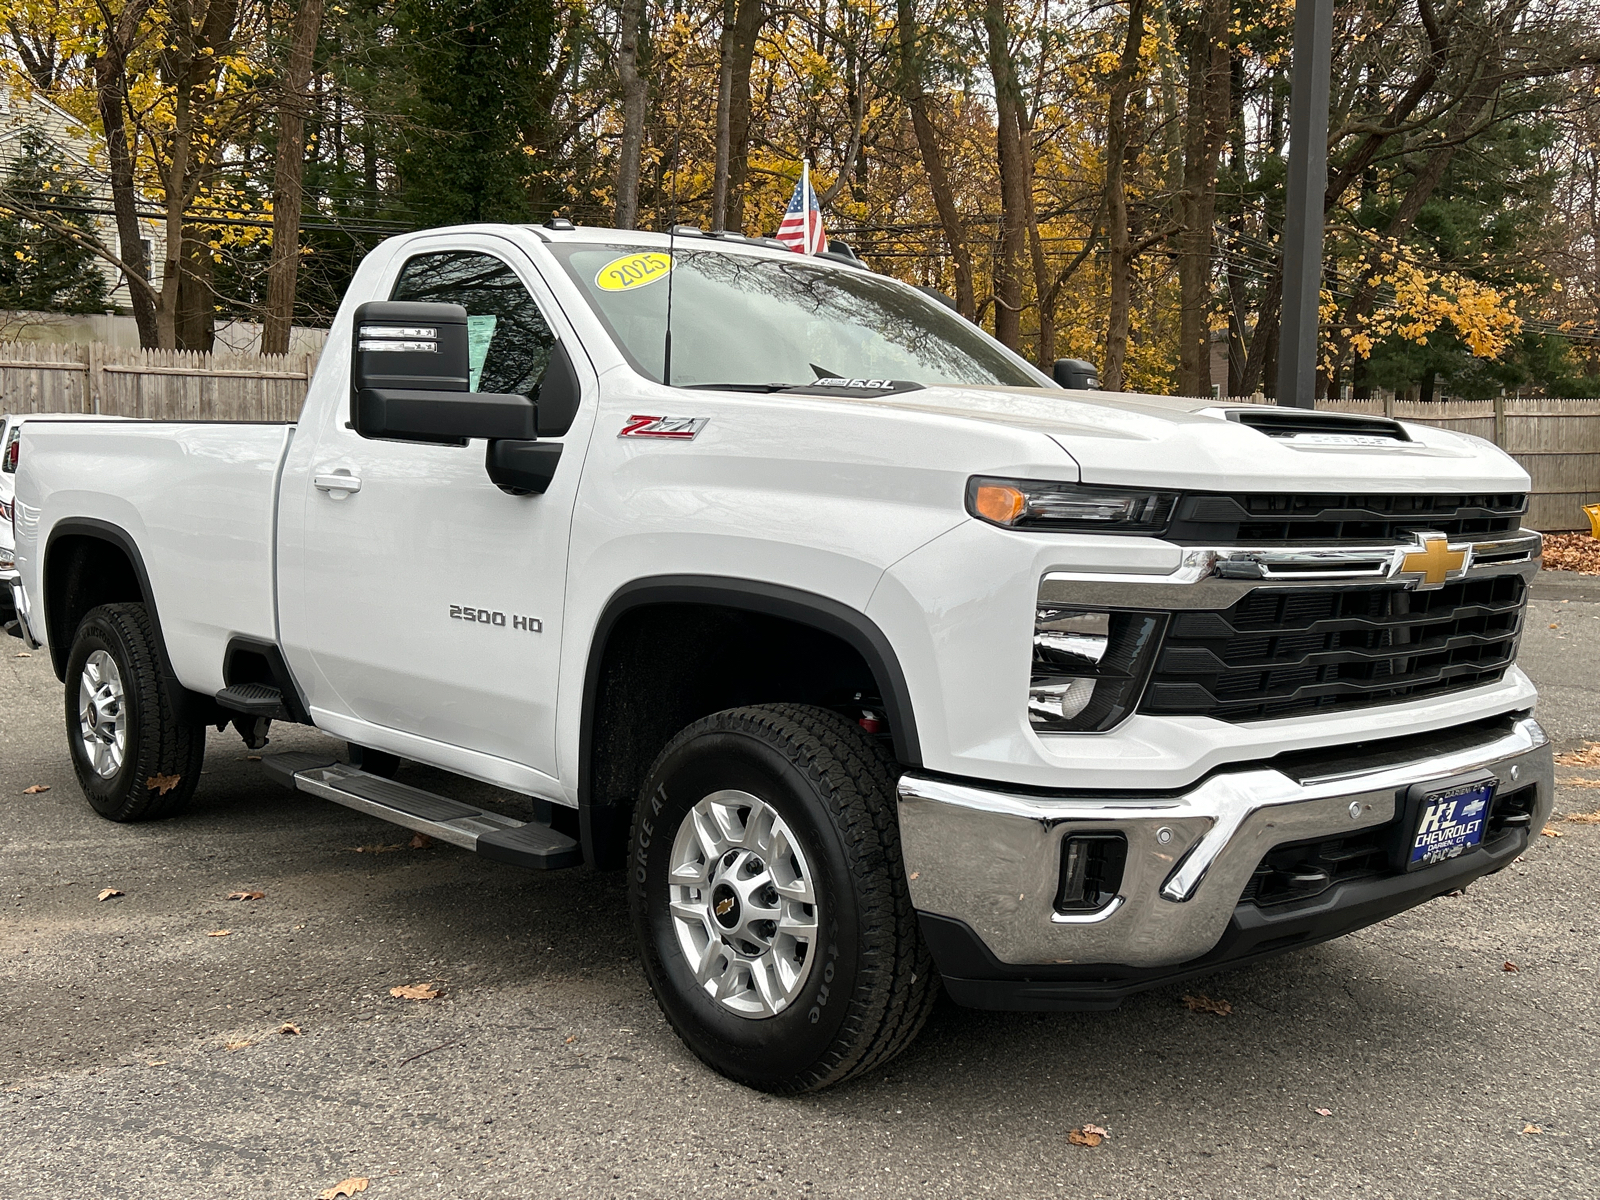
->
[[1055, 833, 1128, 913]]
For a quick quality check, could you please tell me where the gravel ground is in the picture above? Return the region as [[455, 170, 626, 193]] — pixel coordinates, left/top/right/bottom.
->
[[2, 594, 1597, 1200]]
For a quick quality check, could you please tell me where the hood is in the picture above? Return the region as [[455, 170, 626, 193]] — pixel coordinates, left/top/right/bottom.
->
[[809, 384, 1529, 494]]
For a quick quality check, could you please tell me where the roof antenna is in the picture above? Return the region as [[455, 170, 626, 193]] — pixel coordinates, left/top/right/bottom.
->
[[662, 60, 685, 388]]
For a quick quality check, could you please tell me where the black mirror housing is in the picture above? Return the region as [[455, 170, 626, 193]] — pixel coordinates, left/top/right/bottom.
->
[[1053, 358, 1101, 390], [351, 301, 469, 418], [356, 389, 537, 444]]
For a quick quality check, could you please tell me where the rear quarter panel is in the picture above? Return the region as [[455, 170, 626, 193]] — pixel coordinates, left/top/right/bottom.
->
[[15, 421, 293, 692]]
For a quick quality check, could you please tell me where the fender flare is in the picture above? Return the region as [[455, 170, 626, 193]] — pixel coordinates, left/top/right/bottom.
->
[[577, 576, 922, 864], [42, 518, 219, 723]]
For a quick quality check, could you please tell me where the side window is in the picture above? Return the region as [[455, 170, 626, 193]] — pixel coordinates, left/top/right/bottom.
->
[[390, 251, 555, 397]]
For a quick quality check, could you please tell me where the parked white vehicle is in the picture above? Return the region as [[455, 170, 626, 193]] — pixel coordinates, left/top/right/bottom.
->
[[3, 223, 1553, 1091]]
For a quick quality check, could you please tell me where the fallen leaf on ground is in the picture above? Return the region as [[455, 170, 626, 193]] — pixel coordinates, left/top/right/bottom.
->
[[1521, 1123, 1543, 1135], [390, 983, 441, 1001], [908, 871, 919, 881], [1565, 809, 1600, 823], [1543, 532, 1600, 575], [96, 888, 123, 902], [146, 773, 181, 794], [1313, 1107, 1333, 1117], [409, 832, 434, 849], [280, 1023, 302, 1036], [317, 1179, 369, 1200], [22, 784, 49, 794], [1181, 993, 1233, 1016], [246, 754, 262, 761], [352, 843, 404, 854], [1566, 778, 1600, 789], [1541, 826, 1565, 838], [14, 651, 30, 657], [224, 1039, 253, 1051], [1555, 741, 1600, 767], [207, 929, 231, 937], [146, 1060, 167, 1066], [1550, 623, 1560, 629], [1067, 1126, 1105, 1147], [227, 891, 265, 901], [565, 1035, 577, 1044], [1503, 961, 1520, 972]]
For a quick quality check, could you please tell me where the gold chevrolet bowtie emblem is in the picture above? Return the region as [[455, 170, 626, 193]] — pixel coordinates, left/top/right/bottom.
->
[[1399, 532, 1466, 588]]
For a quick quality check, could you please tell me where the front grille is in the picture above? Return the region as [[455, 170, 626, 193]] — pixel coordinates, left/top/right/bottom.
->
[[1163, 491, 1526, 544], [1140, 575, 1527, 722]]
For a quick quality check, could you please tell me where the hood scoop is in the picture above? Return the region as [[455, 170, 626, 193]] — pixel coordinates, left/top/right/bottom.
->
[[1225, 407, 1411, 445]]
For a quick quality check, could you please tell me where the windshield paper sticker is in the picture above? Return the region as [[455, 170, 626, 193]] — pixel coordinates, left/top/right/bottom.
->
[[619, 415, 707, 440], [596, 252, 673, 292], [466, 314, 497, 390]]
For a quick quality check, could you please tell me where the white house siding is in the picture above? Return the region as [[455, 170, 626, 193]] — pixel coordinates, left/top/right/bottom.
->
[[0, 82, 166, 310]]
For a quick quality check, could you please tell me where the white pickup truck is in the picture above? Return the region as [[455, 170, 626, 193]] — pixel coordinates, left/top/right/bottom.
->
[[3, 221, 1553, 1092]]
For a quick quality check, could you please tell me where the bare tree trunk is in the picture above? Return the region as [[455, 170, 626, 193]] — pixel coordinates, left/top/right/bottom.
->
[[710, 0, 737, 229], [614, 0, 648, 229], [263, 0, 324, 355], [93, 0, 158, 348], [156, 2, 194, 350], [1175, 0, 1230, 396], [982, 0, 1028, 349], [724, 0, 764, 232], [894, 0, 974, 317], [1102, 0, 1146, 392]]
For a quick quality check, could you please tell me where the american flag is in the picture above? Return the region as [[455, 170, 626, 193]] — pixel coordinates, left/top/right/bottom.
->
[[775, 163, 827, 255]]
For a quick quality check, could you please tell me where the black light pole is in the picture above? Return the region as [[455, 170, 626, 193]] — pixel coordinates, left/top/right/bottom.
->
[[1275, 0, 1335, 408]]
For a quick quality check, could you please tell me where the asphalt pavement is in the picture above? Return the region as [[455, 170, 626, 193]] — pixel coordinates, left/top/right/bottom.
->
[[3, 592, 1598, 1200]]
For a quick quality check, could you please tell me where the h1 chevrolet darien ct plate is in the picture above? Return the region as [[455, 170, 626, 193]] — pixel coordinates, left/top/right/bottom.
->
[[1404, 779, 1495, 869], [2, 221, 1554, 1094]]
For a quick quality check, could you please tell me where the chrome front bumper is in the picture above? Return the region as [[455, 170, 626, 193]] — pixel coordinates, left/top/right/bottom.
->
[[897, 715, 1552, 969]]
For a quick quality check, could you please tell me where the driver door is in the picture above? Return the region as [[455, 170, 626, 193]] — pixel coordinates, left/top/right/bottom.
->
[[291, 237, 591, 782]]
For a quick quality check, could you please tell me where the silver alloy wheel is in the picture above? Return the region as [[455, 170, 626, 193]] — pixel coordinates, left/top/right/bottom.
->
[[78, 649, 127, 779], [667, 789, 819, 1018]]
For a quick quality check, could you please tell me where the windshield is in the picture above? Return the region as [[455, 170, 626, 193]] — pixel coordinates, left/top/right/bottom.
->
[[546, 243, 1046, 390]]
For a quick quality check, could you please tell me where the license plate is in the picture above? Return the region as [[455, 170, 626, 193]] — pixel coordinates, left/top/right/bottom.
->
[[1407, 782, 1493, 869]]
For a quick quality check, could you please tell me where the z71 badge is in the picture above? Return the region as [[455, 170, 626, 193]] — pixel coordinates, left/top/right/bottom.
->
[[618, 415, 707, 440]]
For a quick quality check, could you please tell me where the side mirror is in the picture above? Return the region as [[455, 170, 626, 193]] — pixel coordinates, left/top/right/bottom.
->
[[350, 300, 569, 494], [1052, 358, 1100, 390], [352, 300, 534, 443]]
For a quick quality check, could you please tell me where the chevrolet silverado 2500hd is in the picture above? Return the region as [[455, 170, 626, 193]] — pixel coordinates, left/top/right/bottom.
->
[[3, 222, 1553, 1092]]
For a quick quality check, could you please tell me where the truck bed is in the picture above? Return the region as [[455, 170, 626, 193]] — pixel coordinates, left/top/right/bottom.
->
[[15, 420, 294, 694]]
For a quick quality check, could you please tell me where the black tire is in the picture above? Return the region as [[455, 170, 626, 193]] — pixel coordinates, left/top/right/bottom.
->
[[629, 703, 937, 1093], [65, 603, 206, 822]]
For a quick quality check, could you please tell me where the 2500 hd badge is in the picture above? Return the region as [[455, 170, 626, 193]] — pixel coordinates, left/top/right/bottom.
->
[[449, 604, 542, 632]]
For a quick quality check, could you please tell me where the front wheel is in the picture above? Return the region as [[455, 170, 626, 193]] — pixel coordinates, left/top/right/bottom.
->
[[629, 704, 936, 1092], [65, 603, 206, 821]]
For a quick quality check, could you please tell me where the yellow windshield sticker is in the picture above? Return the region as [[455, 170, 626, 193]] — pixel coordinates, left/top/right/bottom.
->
[[595, 251, 673, 292]]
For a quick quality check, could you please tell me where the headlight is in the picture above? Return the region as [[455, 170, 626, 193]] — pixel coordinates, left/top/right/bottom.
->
[[967, 476, 1178, 533], [1030, 605, 1166, 732]]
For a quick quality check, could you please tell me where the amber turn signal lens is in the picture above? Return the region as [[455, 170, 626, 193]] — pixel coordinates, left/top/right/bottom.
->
[[973, 484, 1027, 525]]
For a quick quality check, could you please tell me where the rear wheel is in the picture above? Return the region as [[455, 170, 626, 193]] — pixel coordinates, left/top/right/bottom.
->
[[65, 603, 206, 821], [629, 703, 936, 1092]]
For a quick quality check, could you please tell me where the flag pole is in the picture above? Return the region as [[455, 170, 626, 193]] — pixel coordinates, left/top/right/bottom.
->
[[802, 159, 811, 255]]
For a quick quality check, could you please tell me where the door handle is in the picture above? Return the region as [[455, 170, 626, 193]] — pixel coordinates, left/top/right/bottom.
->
[[314, 472, 362, 495]]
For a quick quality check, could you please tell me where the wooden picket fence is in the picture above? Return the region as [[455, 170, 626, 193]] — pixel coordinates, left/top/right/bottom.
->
[[0, 340, 318, 422], [0, 340, 1594, 530]]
